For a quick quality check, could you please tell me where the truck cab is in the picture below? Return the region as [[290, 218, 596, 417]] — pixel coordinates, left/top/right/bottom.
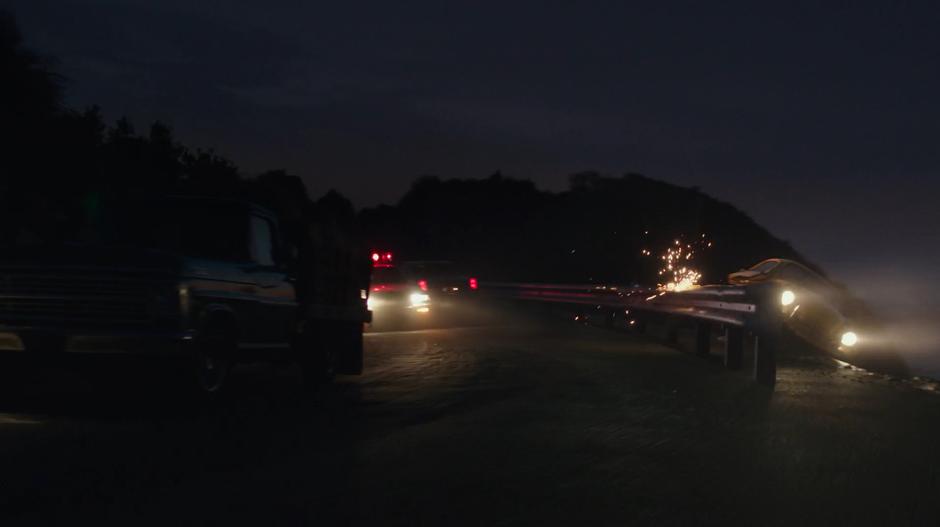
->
[[0, 195, 339, 395]]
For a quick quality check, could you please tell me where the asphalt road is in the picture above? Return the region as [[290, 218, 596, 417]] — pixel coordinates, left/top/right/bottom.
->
[[2, 309, 940, 526]]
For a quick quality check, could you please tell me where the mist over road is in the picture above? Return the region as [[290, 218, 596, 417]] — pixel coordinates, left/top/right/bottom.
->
[[2, 315, 940, 526]]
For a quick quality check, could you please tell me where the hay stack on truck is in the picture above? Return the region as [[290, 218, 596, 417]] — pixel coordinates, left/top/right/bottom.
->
[[289, 190, 371, 381], [254, 177, 371, 383]]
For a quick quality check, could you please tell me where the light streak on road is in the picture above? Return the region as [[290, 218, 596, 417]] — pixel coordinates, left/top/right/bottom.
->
[[0, 414, 42, 425]]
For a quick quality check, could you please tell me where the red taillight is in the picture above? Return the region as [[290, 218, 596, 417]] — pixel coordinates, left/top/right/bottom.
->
[[418, 279, 428, 292], [469, 277, 478, 290], [371, 251, 394, 267]]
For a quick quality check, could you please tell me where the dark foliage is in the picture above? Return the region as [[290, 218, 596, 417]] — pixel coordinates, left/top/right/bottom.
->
[[3, 10, 809, 289], [0, 11, 347, 247]]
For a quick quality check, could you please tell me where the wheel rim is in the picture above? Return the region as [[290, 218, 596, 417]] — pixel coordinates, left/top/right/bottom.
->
[[195, 344, 230, 394]]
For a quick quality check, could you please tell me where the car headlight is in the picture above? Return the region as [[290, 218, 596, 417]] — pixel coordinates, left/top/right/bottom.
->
[[841, 331, 859, 348], [409, 292, 430, 307], [780, 290, 796, 306]]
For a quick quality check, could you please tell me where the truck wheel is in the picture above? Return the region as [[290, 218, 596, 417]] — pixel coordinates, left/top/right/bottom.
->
[[174, 329, 234, 400], [193, 339, 232, 395], [335, 322, 363, 375], [295, 320, 335, 389]]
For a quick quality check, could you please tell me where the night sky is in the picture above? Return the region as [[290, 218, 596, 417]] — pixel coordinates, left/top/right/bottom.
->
[[9, 0, 940, 320]]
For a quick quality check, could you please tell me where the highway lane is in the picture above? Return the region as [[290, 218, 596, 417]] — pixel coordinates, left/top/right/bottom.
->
[[2, 312, 940, 525]]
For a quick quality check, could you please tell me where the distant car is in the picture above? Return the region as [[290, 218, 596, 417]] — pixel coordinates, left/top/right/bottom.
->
[[368, 257, 431, 326], [399, 261, 479, 306], [728, 258, 860, 353]]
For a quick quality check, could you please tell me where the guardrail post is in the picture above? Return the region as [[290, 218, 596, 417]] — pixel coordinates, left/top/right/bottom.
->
[[724, 327, 744, 370], [666, 322, 680, 345], [750, 285, 782, 387], [695, 322, 711, 357]]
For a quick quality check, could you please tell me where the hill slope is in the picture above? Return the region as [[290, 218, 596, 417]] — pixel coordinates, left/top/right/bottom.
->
[[361, 172, 810, 285]]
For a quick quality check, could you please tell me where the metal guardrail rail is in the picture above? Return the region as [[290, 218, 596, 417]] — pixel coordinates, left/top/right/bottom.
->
[[483, 282, 779, 386]]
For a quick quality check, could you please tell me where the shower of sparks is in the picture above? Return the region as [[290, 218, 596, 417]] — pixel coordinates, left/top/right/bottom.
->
[[641, 234, 712, 292]]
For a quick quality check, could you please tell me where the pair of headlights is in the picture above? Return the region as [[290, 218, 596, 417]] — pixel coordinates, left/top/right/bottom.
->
[[780, 289, 858, 348], [367, 292, 430, 310]]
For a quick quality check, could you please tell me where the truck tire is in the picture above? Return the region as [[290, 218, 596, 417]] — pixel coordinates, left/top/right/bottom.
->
[[294, 320, 335, 389], [334, 321, 363, 375], [192, 334, 233, 396], [171, 324, 234, 401]]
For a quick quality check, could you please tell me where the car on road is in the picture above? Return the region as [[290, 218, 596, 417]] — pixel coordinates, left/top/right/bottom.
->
[[728, 258, 860, 353], [367, 255, 431, 328], [399, 260, 478, 306], [0, 195, 368, 397]]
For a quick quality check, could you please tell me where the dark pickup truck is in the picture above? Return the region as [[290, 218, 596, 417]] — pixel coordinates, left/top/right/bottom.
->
[[0, 196, 369, 396]]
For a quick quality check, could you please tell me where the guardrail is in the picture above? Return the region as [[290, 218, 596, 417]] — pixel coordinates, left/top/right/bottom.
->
[[483, 282, 780, 386]]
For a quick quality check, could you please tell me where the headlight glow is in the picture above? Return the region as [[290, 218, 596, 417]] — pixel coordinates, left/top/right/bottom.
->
[[409, 292, 430, 306], [841, 331, 859, 347], [780, 290, 796, 306]]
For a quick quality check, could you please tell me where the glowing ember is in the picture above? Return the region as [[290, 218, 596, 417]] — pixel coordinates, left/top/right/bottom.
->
[[643, 234, 712, 292]]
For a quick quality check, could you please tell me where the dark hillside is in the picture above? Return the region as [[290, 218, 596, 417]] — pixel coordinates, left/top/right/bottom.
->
[[361, 172, 810, 285]]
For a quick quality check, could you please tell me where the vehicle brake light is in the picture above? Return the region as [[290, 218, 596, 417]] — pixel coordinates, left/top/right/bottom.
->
[[418, 279, 428, 292], [469, 277, 478, 290], [371, 250, 394, 267]]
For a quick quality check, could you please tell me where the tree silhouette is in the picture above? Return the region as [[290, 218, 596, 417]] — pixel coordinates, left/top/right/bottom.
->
[[0, 9, 813, 291], [361, 172, 814, 285], [0, 12, 286, 243]]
